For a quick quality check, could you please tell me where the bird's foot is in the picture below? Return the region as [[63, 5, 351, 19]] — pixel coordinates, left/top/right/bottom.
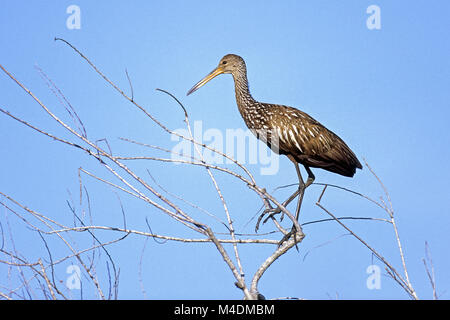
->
[[278, 225, 304, 249], [255, 203, 285, 233]]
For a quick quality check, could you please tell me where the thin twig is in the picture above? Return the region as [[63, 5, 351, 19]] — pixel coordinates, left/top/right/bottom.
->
[[422, 241, 437, 299]]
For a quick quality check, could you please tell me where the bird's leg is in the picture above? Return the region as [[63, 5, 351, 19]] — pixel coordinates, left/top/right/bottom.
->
[[255, 160, 309, 232], [304, 165, 315, 188], [278, 164, 315, 246], [293, 165, 315, 220], [255, 160, 315, 236], [293, 161, 305, 220]]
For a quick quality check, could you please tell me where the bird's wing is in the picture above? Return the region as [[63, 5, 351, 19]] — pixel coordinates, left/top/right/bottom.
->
[[268, 105, 362, 175], [267, 105, 331, 155]]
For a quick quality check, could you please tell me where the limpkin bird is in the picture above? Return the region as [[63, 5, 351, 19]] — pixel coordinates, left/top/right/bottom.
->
[[187, 54, 362, 234]]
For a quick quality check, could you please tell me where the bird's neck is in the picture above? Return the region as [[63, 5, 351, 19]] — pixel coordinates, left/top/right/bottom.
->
[[232, 68, 255, 116]]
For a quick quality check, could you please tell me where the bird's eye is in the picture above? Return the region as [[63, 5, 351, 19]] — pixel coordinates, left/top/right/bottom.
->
[[222, 61, 227, 65]]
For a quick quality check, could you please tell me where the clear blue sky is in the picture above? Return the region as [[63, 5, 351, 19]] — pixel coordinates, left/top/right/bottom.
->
[[1, 1, 449, 299]]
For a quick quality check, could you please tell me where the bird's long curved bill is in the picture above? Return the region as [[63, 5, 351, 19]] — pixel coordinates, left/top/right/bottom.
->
[[186, 67, 224, 96]]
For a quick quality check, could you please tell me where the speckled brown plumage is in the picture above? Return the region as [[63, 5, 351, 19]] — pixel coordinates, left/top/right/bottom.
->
[[187, 54, 362, 178]]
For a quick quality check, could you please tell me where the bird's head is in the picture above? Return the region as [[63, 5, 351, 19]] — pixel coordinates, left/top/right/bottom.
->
[[187, 54, 245, 96]]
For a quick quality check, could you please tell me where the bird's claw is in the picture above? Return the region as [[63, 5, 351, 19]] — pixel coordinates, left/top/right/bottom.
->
[[255, 205, 285, 233], [278, 226, 304, 249], [278, 230, 294, 247]]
